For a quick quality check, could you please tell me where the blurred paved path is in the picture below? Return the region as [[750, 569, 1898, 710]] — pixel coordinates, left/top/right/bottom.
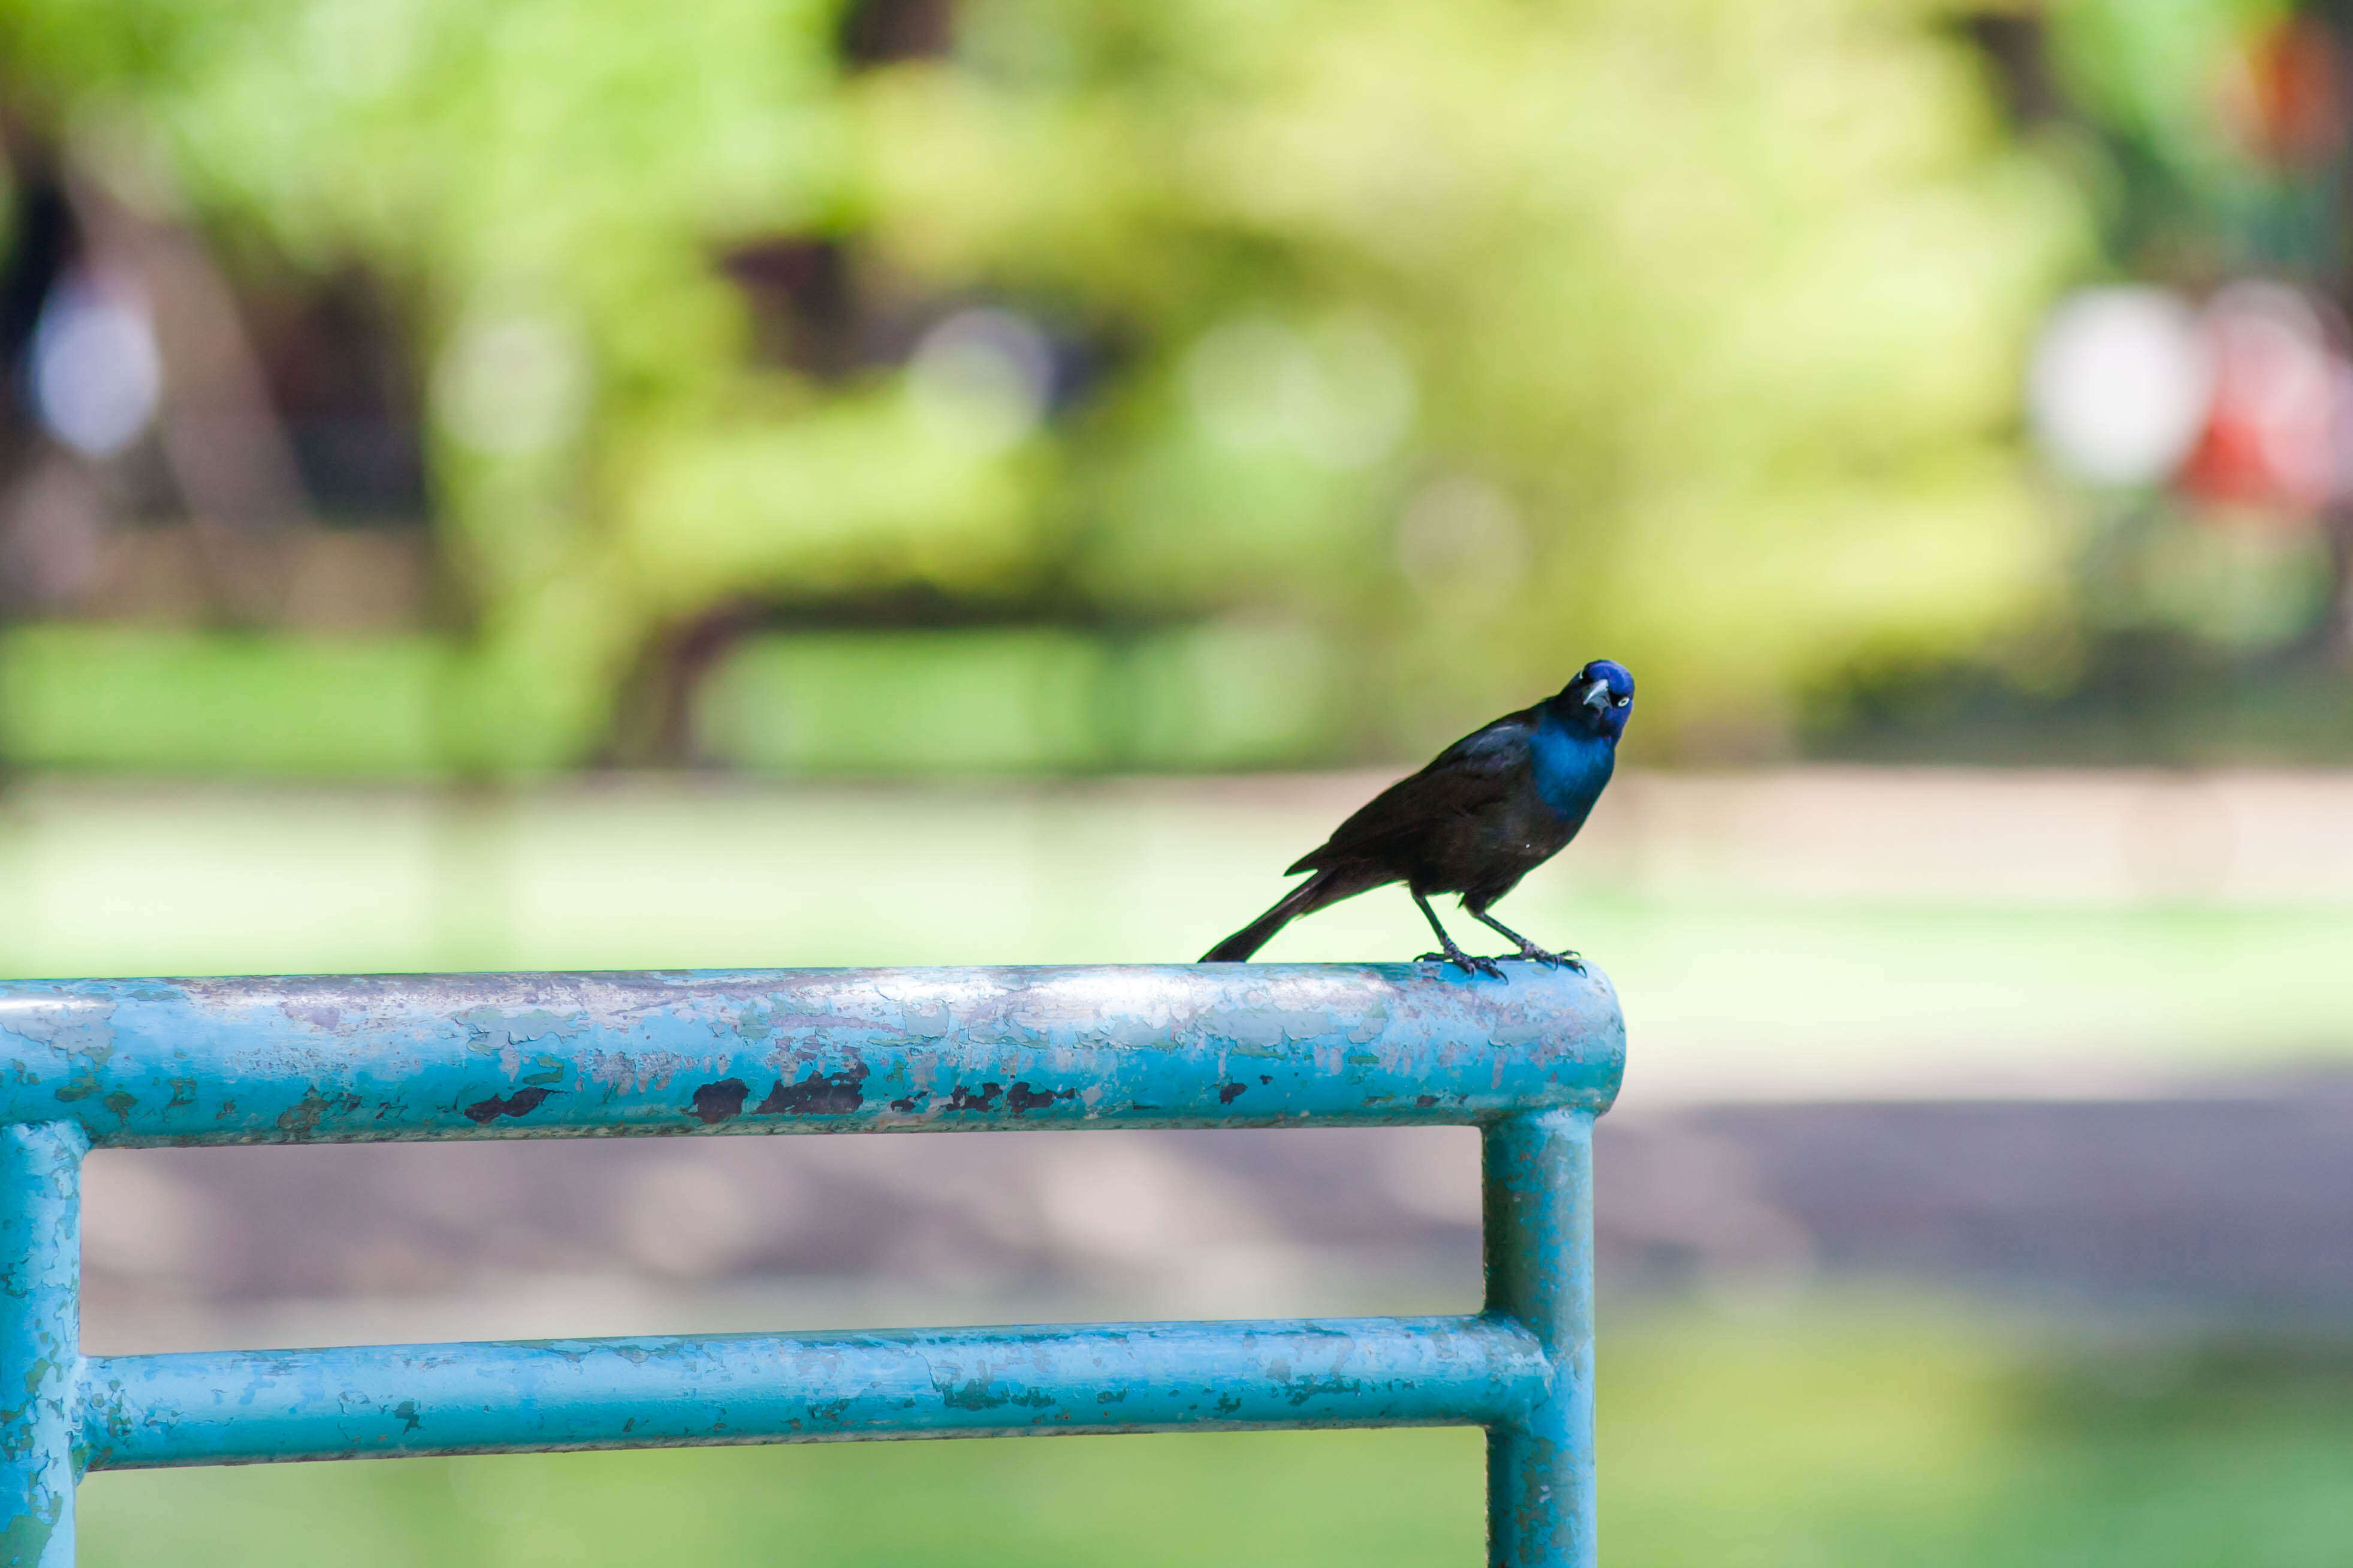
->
[[80, 1089, 2353, 1354]]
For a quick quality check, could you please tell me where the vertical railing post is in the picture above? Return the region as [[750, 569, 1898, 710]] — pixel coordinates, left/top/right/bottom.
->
[[0, 1123, 83, 1568], [1483, 1108, 1595, 1568]]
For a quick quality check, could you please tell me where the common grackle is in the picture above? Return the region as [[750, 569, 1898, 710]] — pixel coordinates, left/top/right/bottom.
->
[[1200, 659, 1633, 975]]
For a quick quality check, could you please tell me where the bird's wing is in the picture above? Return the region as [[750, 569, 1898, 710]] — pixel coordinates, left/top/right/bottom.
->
[[1286, 709, 1537, 875]]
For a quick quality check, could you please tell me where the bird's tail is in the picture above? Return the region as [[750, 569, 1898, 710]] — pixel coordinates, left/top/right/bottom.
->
[[1200, 873, 1339, 963]]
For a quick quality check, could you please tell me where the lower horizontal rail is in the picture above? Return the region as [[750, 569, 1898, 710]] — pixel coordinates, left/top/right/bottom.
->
[[77, 1315, 1549, 1470]]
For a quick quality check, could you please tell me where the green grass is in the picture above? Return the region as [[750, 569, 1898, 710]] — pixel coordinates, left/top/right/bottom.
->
[[0, 777, 2344, 1096], [77, 1303, 2353, 1567]]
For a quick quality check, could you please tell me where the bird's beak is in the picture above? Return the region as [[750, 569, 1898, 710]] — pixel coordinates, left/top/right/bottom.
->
[[1581, 681, 1611, 712]]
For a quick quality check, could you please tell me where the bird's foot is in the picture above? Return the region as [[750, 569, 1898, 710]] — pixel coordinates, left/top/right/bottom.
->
[[1509, 943, 1585, 972], [1417, 947, 1505, 979]]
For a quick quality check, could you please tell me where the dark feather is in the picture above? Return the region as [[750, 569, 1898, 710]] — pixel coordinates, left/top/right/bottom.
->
[[1287, 710, 1537, 876]]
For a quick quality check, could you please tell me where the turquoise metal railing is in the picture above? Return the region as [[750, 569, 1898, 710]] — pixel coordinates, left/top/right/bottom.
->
[[0, 963, 1623, 1566]]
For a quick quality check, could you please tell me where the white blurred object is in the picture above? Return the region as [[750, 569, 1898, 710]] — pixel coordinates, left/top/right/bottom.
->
[[2026, 286, 2212, 487], [30, 273, 162, 460], [1186, 315, 1314, 453], [1396, 473, 1527, 601], [1186, 312, 1415, 469], [433, 310, 589, 457], [906, 307, 1054, 452], [1303, 316, 1415, 468], [2330, 359, 2353, 500]]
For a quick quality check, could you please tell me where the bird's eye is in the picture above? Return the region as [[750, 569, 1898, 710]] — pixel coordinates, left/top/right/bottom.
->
[[1613, 696, 1630, 707]]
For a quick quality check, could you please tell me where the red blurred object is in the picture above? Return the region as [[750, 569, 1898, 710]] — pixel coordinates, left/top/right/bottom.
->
[[2177, 282, 2344, 517], [2229, 14, 2346, 168]]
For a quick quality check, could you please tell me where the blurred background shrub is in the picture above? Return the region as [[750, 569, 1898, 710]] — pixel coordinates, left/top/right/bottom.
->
[[0, 0, 2132, 774], [9, 0, 2351, 775]]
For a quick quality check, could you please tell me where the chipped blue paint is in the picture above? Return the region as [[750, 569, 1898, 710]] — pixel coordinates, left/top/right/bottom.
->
[[0, 965, 1618, 1146], [0, 963, 1620, 1567], [0, 1125, 82, 1568], [1485, 1111, 1597, 1568]]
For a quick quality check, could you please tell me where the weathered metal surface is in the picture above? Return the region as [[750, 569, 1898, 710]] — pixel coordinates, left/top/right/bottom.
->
[[0, 1125, 84, 1568], [0, 965, 1621, 1149], [1484, 1111, 1597, 1568], [80, 1315, 1548, 1469], [0, 964, 1621, 1568]]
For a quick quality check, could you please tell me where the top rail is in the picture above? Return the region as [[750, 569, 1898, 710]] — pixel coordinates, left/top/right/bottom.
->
[[0, 963, 1622, 1149]]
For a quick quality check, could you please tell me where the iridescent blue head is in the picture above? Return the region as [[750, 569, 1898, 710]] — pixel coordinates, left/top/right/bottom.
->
[[1555, 658, 1634, 741]]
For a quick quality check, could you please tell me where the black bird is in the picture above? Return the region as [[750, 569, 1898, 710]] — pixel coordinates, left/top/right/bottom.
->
[[1200, 659, 1634, 975]]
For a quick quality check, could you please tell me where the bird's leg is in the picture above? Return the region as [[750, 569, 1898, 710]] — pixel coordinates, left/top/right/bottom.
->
[[1411, 889, 1503, 978], [1469, 908, 1583, 972]]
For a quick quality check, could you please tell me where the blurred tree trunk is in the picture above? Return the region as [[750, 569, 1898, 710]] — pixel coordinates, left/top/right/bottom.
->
[[68, 150, 316, 625], [601, 601, 763, 768]]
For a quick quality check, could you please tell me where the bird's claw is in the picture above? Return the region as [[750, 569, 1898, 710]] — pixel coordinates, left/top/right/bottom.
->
[[1513, 945, 1585, 972], [1417, 949, 1506, 979]]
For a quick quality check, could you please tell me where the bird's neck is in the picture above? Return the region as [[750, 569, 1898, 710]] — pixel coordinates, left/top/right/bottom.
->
[[1530, 704, 1616, 823]]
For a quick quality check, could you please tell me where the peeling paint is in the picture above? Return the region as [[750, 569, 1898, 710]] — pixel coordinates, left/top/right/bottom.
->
[[686, 1081, 749, 1125], [461, 1088, 556, 1125], [1004, 1083, 1073, 1116], [753, 1065, 868, 1117], [273, 1089, 361, 1143], [943, 1083, 1001, 1113], [0, 1123, 83, 1564]]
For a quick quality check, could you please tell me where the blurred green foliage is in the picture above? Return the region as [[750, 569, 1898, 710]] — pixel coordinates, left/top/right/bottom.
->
[[0, 0, 2087, 771], [697, 621, 1340, 772], [2046, 0, 2324, 274], [77, 1303, 2353, 1567], [0, 626, 450, 774]]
